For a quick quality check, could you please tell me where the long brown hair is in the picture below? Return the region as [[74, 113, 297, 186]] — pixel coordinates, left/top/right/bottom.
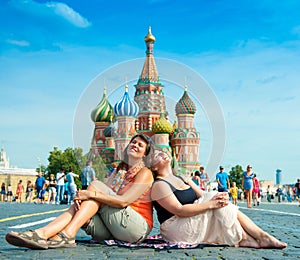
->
[[117, 134, 154, 171]]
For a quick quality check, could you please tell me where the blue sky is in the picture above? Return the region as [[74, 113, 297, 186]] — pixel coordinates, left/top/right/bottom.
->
[[0, 0, 299, 183]]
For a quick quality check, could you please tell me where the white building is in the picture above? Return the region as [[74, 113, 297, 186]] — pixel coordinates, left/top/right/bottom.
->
[[0, 146, 10, 168]]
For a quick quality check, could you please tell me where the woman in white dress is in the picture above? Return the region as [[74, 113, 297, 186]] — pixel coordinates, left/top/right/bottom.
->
[[150, 150, 287, 248]]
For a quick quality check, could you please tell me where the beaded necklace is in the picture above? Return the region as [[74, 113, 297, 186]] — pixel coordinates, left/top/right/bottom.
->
[[110, 160, 145, 193]]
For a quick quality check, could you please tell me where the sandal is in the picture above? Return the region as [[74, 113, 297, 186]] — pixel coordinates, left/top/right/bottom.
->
[[47, 232, 76, 249], [5, 230, 48, 250]]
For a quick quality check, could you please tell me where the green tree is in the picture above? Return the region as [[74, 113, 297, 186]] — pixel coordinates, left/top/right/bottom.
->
[[46, 147, 108, 189], [35, 164, 47, 174], [229, 165, 244, 188]]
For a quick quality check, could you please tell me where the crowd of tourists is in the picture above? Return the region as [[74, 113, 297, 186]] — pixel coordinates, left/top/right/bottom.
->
[[1, 162, 300, 208], [0, 160, 96, 204], [189, 165, 300, 208]]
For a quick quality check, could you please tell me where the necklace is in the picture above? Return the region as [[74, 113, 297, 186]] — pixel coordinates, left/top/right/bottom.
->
[[110, 160, 145, 193]]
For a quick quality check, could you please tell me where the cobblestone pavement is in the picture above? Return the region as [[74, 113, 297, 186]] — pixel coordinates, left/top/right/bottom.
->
[[0, 201, 299, 259]]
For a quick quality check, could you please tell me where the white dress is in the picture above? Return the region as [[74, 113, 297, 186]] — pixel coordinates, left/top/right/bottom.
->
[[160, 191, 243, 246]]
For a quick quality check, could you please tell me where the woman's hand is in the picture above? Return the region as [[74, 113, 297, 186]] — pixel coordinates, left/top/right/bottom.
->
[[210, 192, 229, 208], [74, 198, 82, 211], [76, 190, 92, 201], [73, 190, 92, 210]]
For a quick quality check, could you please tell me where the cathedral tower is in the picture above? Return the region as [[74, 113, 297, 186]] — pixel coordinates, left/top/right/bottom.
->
[[134, 27, 166, 135], [114, 85, 139, 161], [171, 86, 200, 172], [90, 87, 114, 156]]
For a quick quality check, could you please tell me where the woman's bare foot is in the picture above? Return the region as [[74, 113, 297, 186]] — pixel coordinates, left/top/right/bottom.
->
[[239, 231, 260, 248], [258, 232, 287, 249]]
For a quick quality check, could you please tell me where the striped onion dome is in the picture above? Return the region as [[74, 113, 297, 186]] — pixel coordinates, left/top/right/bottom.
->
[[175, 86, 196, 115], [114, 85, 139, 117], [90, 88, 114, 122], [152, 113, 173, 134]]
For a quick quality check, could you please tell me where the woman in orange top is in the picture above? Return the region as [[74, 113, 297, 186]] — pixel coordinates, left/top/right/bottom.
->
[[6, 134, 154, 250]]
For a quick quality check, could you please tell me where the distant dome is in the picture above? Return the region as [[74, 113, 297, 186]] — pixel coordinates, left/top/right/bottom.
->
[[152, 114, 173, 134], [90, 89, 114, 122], [104, 123, 115, 137], [144, 26, 156, 43], [175, 87, 196, 115], [114, 86, 139, 117]]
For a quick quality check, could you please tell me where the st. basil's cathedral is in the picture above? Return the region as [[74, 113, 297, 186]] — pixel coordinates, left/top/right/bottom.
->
[[89, 27, 200, 174]]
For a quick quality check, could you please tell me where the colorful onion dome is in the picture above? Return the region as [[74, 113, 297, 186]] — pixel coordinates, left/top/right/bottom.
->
[[152, 113, 173, 134], [144, 26, 156, 43], [90, 88, 114, 122], [175, 86, 196, 115], [114, 85, 139, 117], [104, 121, 115, 137]]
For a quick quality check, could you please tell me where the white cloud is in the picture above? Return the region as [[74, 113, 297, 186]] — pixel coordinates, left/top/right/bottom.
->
[[6, 39, 30, 47], [46, 2, 91, 28], [10, 0, 91, 28]]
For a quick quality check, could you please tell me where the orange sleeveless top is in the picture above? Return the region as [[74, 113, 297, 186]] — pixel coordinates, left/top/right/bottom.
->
[[118, 184, 153, 229]]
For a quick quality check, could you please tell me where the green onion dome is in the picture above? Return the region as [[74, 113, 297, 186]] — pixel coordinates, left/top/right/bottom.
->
[[152, 113, 173, 134], [90, 88, 114, 122], [175, 87, 196, 115]]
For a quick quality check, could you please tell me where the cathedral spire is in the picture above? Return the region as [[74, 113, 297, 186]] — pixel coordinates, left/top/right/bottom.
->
[[134, 27, 166, 134], [138, 26, 159, 84]]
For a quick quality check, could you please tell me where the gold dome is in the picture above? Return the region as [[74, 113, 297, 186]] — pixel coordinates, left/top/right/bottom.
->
[[152, 114, 173, 134], [144, 26, 156, 42]]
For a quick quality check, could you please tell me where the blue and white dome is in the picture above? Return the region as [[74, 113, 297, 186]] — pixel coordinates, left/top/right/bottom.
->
[[114, 85, 139, 117]]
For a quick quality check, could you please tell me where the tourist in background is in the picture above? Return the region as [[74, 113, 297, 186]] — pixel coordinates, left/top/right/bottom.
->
[[242, 165, 255, 208], [16, 180, 24, 203], [1, 182, 6, 202], [66, 168, 79, 205], [216, 166, 230, 192], [56, 168, 66, 204], [108, 161, 118, 177], [295, 179, 300, 206], [191, 171, 200, 187], [238, 187, 243, 200], [230, 182, 238, 205], [7, 183, 13, 202], [276, 185, 282, 203], [292, 186, 297, 201], [47, 174, 57, 204], [252, 174, 260, 206], [281, 186, 287, 202], [80, 161, 96, 190], [35, 172, 46, 204], [266, 185, 272, 203], [25, 180, 34, 202], [286, 185, 293, 202], [199, 166, 210, 191]]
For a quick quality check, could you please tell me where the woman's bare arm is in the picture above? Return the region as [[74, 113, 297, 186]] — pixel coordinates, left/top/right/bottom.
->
[[152, 181, 228, 218], [76, 167, 153, 208], [185, 178, 204, 198]]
